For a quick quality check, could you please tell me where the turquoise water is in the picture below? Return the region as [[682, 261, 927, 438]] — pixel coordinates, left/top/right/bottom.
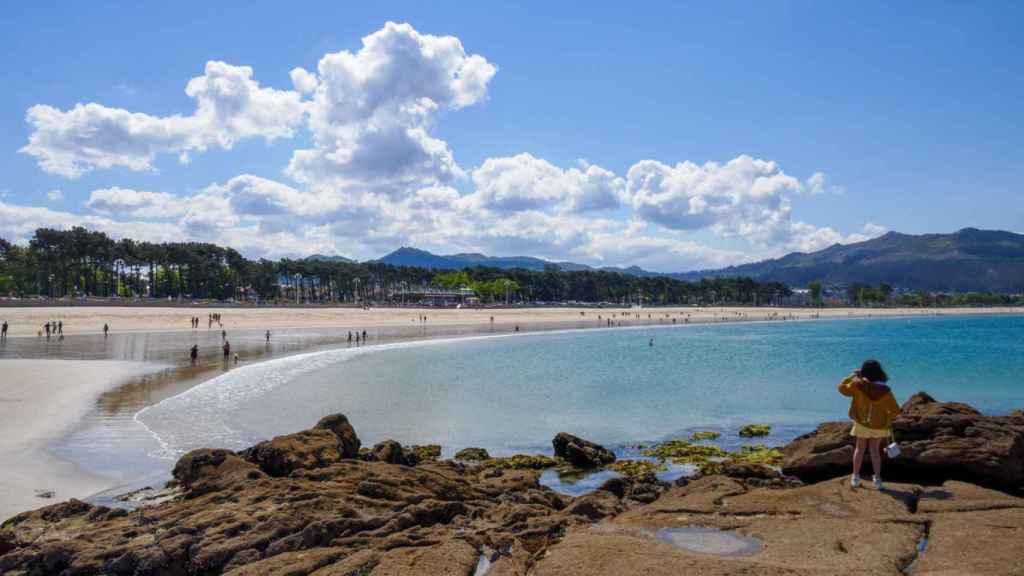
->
[[133, 315, 1023, 470]]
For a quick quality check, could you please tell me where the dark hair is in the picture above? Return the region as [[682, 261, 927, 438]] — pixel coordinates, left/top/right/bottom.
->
[[861, 359, 889, 383]]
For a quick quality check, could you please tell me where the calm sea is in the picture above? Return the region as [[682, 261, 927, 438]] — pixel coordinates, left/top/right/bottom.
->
[[60, 314, 1024, 493]]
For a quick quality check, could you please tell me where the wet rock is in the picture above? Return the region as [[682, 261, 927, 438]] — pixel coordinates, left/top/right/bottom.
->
[[454, 447, 490, 461], [738, 424, 771, 437], [783, 393, 1024, 492], [552, 433, 615, 468], [599, 473, 670, 504]]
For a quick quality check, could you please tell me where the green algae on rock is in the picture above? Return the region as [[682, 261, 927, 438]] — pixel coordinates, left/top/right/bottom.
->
[[483, 454, 560, 470], [608, 460, 668, 477], [642, 440, 727, 462], [406, 444, 442, 464], [738, 424, 771, 437], [454, 447, 491, 461], [732, 444, 784, 466], [689, 431, 721, 441]]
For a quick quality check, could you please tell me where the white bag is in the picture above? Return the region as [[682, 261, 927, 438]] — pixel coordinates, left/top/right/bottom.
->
[[885, 432, 901, 458]]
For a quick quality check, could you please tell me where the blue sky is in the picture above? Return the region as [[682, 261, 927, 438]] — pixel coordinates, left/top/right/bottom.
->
[[1, 1, 1021, 271]]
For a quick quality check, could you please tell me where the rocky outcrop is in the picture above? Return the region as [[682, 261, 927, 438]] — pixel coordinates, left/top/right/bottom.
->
[[783, 392, 1024, 492], [4, 407, 1024, 575], [0, 416, 643, 576], [552, 432, 616, 468]]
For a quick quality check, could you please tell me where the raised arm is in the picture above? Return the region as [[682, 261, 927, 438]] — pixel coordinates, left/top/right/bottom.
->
[[838, 374, 860, 397]]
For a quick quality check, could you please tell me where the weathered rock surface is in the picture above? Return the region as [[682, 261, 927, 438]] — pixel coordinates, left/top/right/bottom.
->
[[552, 432, 616, 468], [533, 476, 1024, 575], [4, 409, 1024, 575], [783, 392, 1024, 492], [0, 416, 633, 576]]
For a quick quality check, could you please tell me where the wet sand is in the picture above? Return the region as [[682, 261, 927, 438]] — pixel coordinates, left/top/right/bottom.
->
[[0, 359, 160, 521]]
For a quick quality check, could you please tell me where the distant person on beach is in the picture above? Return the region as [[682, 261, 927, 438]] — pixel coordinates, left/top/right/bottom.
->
[[58, 321, 62, 335], [221, 329, 227, 341], [1, 320, 7, 339], [348, 331, 353, 343], [44, 323, 50, 338], [265, 330, 271, 343], [190, 344, 199, 365], [362, 330, 367, 341], [223, 340, 230, 359], [839, 359, 901, 490], [103, 323, 109, 337]]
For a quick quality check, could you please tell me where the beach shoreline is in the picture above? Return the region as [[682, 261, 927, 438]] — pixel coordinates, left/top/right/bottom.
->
[[0, 304, 1019, 338], [1, 305, 1021, 521], [0, 359, 165, 521]]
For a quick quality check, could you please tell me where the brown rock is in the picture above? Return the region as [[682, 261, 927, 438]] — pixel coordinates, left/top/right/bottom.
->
[[242, 428, 348, 477], [369, 440, 408, 465], [315, 413, 362, 458], [901, 391, 981, 416], [173, 448, 260, 493], [552, 432, 615, 468], [783, 393, 1024, 492]]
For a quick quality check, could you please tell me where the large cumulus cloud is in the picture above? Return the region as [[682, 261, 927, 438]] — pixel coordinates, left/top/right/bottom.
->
[[9, 22, 884, 272]]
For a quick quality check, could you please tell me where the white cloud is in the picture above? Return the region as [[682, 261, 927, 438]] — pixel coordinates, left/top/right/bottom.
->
[[85, 187, 185, 218], [284, 22, 496, 193], [20, 61, 305, 178], [467, 154, 622, 214], [805, 171, 845, 195], [13, 22, 883, 273], [46, 189, 63, 202]]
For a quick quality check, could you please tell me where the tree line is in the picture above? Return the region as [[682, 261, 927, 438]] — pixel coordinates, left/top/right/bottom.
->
[[0, 227, 795, 306]]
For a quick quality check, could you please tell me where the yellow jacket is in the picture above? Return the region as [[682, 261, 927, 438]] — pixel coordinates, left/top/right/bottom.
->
[[838, 375, 901, 430]]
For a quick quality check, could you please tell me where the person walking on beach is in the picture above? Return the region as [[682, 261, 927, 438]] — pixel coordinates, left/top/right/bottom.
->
[[190, 344, 199, 365], [223, 340, 231, 359], [265, 330, 271, 344], [44, 322, 50, 338], [103, 323, 109, 338], [58, 321, 62, 335], [839, 359, 901, 489], [1, 320, 7, 339]]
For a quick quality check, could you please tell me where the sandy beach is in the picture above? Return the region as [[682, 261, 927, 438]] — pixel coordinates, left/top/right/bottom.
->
[[1, 304, 1020, 338], [0, 359, 162, 521]]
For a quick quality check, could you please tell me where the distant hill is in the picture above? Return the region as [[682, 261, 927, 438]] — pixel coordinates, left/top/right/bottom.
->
[[675, 228, 1024, 292], [376, 247, 655, 275], [305, 254, 354, 263], [373, 229, 1024, 292]]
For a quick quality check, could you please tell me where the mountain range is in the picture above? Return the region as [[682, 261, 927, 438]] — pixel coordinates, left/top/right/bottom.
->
[[315, 228, 1024, 293]]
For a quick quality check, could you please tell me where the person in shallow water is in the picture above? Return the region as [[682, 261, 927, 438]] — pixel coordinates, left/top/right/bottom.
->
[[190, 344, 198, 365], [838, 359, 901, 489]]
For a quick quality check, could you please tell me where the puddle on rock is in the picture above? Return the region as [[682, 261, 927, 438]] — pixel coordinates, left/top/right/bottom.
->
[[654, 526, 763, 557]]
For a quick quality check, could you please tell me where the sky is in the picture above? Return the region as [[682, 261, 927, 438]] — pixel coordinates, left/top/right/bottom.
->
[[1, 1, 1021, 272]]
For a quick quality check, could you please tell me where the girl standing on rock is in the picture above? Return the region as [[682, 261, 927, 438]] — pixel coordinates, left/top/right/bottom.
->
[[838, 359, 901, 489]]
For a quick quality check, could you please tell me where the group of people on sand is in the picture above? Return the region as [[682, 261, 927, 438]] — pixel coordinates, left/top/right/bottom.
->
[[347, 330, 369, 344]]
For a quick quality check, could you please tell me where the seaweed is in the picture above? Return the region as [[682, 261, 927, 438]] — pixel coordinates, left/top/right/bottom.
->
[[608, 459, 668, 477], [738, 424, 771, 438], [482, 454, 560, 470], [689, 431, 721, 441]]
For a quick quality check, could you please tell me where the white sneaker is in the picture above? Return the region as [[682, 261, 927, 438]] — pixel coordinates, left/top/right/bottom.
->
[[851, 474, 861, 488], [873, 476, 883, 490]]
